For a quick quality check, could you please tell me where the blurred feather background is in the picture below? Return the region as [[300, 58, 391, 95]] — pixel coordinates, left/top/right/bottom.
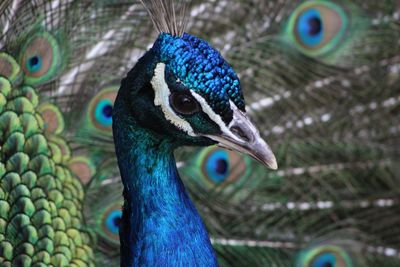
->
[[0, 0, 399, 266]]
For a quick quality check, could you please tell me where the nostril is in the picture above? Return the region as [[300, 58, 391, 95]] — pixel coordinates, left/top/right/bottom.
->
[[231, 126, 250, 142]]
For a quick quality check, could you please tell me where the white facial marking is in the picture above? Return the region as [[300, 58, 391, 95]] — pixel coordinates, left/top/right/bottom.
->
[[151, 63, 196, 136], [190, 92, 241, 142]]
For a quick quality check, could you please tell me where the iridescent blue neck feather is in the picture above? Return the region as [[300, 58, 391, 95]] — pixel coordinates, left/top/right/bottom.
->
[[113, 105, 218, 267]]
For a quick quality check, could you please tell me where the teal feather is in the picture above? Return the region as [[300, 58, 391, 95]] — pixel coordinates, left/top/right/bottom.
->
[[85, 167, 122, 266]]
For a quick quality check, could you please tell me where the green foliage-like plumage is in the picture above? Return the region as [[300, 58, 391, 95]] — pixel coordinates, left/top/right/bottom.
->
[[0, 67, 94, 266]]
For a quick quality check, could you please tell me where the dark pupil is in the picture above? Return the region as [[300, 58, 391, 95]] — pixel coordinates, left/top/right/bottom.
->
[[29, 56, 40, 67], [215, 159, 228, 175], [102, 104, 113, 118], [113, 216, 121, 228], [308, 16, 322, 36], [171, 93, 198, 115]]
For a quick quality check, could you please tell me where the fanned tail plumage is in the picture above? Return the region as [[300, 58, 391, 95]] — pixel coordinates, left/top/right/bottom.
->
[[0, 2, 98, 266], [1, 0, 400, 266]]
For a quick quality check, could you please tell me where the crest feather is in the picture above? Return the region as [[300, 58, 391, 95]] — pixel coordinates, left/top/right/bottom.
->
[[140, 0, 190, 36]]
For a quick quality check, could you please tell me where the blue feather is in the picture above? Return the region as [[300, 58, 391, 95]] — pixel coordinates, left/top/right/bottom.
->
[[113, 111, 218, 266]]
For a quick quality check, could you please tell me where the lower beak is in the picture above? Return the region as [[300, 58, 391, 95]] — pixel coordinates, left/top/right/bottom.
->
[[205, 106, 278, 170]]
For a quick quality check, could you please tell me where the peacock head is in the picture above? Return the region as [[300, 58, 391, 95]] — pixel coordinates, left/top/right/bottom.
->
[[116, 33, 277, 169]]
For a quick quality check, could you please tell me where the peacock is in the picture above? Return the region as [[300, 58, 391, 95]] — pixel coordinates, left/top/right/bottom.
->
[[1, 0, 400, 266]]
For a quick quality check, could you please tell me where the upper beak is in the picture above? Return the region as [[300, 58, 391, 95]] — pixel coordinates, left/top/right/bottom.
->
[[205, 104, 278, 170]]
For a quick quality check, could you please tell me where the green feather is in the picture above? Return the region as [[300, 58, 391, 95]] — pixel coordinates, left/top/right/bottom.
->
[[0, 54, 95, 265], [0, 53, 22, 84], [295, 243, 354, 267], [18, 31, 65, 86], [85, 170, 123, 266], [77, 85, 118, 139], [282, 0, 365, 64]]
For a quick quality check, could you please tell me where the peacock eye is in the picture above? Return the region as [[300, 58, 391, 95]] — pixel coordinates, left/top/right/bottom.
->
[[285, 1, 349, 59], [103, 208, 122, 236], [27, 55, 42, 73], [297, 9, 324, 47], [196, 146, 248, 187], [296, 245, 352, 267], [311, 252, 336, 267], [19, 31, 63, 85], [86, 86, 118, 136], [169, 92, 200, 115]]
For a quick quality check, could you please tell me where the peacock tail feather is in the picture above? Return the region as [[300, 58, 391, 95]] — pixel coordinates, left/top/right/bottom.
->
[[85, 168, 123, 266], [0, 74, 94, 265], [1, 0, 400, 266], [0, 1, 99, 266]]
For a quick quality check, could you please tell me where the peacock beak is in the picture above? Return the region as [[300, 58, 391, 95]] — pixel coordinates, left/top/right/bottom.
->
[[205, 105, 278, 170]]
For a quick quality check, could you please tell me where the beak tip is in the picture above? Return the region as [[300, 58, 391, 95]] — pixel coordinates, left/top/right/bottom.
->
[[270, 161, 278, 170], [267, 157, 278, 170], [271, 162, 278, 171]]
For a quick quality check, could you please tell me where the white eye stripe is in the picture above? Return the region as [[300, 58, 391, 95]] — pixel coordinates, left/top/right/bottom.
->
[[151, 63, 195, 136], [189, 91, 229, 132], [190, 92, 241, 142]]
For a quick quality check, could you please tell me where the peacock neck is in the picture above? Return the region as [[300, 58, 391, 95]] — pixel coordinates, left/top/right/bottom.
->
[[113, 104, 218, 267]]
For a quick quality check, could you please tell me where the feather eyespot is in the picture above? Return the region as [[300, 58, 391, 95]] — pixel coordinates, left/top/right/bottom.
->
[[296, 8, 325, 47], [285, 1, 349, 58], [87, 86, 118, 134], [19, 31, 63, 85], [204, 149, 230, 184], [296, 245, 353, 267], [95, 99, 113, 127], [312, 252, 336, 267], [26, 55, 42, 73], [102, 205, 122, 241], [199, 146, 247, 186]]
